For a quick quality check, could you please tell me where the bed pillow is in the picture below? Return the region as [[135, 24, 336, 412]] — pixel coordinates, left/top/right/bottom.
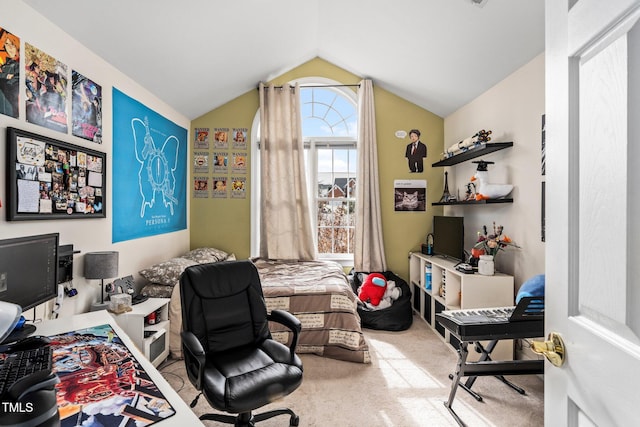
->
[[139, 283, 174, 298], [181, 247, 229, 264], [139, 257, 198, 287]]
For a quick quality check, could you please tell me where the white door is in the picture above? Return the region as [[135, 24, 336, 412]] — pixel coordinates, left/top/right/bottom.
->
[[546, 0, 640, 425]]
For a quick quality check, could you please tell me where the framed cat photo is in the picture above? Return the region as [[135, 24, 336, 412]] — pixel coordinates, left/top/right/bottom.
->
[[394, 179, 426, 212]]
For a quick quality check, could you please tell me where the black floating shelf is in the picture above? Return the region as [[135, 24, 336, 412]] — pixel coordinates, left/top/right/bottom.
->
[[432, 142, 513, 167], [432, 198, 513, 206]]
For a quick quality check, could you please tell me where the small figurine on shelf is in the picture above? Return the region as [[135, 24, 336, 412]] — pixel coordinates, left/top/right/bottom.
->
[[470, 160, 513, 200], [439, 171, 454, 203], [463, 182, 476, 201]]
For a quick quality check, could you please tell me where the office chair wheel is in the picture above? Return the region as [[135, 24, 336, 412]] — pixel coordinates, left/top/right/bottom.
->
[[289, 414, 300, 426]]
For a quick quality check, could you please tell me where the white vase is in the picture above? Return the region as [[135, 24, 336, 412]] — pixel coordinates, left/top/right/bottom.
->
[[478, 255, 495, 276]]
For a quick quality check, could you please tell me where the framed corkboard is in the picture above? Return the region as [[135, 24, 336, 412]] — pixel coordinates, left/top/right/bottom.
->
[[6, 127, 106, 220]]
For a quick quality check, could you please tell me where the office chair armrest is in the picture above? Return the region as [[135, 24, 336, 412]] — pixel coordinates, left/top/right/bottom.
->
[[181, 331, 206, 390], [268, 309, 301, 357]]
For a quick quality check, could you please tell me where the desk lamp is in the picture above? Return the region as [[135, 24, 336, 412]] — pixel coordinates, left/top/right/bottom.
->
[[84, 251, 119, 311]]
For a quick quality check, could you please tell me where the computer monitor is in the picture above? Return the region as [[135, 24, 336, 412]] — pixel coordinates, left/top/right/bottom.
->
[[0, 233, 59, 311], [432, 216, 465, 261]]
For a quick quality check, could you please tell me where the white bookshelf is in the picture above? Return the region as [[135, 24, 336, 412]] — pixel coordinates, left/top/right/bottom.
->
[[409, 252, 514, 360], [111, 298, 171, 367]]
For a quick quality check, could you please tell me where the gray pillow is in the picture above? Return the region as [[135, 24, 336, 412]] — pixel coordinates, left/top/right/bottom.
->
[[181, 247, 229, 264], [139, 257, 198, 287]]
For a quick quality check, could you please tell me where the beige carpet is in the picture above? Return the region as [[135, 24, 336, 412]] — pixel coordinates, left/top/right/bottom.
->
[[159, 317, 543, 427]]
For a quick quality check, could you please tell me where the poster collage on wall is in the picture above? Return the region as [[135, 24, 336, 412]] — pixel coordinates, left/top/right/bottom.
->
[[8, 127, 105, 219], [0, 25, 103, 142], [193, 127, 248, 199]]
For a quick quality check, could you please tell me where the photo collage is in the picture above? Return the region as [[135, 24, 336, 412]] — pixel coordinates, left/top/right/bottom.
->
[[193, 126, 248, 199], [13, 131, 104, 217]]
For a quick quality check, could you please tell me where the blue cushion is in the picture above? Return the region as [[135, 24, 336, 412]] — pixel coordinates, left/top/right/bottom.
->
[[516, 274, 545, 303]]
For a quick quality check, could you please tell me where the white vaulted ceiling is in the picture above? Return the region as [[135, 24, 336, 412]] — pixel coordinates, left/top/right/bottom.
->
[[23, 0, 544, 120]]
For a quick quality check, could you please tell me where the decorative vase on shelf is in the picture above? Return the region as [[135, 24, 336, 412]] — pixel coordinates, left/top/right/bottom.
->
[[478, 255, 495, 276]]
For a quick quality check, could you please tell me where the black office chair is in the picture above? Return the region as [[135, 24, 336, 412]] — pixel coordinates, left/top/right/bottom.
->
[[180, 260, 303, 427]]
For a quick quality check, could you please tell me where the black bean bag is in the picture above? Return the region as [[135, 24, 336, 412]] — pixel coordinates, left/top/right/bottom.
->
[[350, 271, 413, 331]]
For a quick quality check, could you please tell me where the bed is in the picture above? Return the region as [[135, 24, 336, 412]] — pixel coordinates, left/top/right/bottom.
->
[[253, 258, 371, 364], [138, 249, 370, 364]]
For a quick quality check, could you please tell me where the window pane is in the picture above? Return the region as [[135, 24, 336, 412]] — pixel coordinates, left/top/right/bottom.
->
[[347, 201, 355, 224], [312, 88, 337, 106], [334, 227, 351, 254], [331, 201, 345, 226], [348, 149, 356, 173], [324, 108, 342, 125], [312, 102, 329, 119], [317, 227, 334, 253], [301, 103, 312, 119], [300, 89, 311, 104], [304, 117, 331, 136], [348, 228, 354, 253], [317, 201, 332, 226], [333, 96, 355, 115], [333, 150, 349, 173], [318, 149, 333, 173], [344, 180, 353, 198]]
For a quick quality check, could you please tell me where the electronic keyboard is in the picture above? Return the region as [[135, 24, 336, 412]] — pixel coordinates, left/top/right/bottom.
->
[[436, 297, 544, 341]]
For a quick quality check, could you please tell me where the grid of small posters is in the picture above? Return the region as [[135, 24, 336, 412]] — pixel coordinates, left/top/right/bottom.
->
[[194, 127, 209, 149], [192, 127, 248, 199]]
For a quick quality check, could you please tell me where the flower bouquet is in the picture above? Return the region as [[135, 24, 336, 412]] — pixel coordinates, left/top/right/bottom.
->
[[473, 222, 521, 259]]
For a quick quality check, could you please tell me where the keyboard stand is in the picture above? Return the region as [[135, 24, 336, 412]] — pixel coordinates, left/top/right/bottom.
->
[[447, 339, 526, 402], [435, 312, 545, 427], [444, 340, 543, 427]]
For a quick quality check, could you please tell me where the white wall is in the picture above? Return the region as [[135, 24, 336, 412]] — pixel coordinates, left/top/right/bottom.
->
[[0, 2, 190, 319], [444, 53, 545, 292]]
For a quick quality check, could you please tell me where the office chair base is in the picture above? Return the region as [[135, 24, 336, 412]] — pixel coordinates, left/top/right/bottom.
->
[[200, 408, 299, 427]]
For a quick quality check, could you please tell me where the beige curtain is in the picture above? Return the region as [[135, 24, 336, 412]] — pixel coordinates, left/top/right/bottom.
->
[[259, 83, 315, 261], [355, 79, 387, 271]]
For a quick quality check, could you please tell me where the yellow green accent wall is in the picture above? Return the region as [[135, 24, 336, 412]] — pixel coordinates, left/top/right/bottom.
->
[[190, 57, 443, 280]]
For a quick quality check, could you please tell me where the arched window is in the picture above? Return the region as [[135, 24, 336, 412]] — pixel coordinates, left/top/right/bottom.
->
[[251, 79, 358, 262], [300, 86, 357, 137]]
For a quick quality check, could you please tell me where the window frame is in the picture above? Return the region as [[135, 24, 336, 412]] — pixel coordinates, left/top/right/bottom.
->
[[250, 78, 358, 265], [305, 137, 357, 262]]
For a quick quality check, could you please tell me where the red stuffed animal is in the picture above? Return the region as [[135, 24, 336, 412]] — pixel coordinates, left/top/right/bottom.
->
[[358, 273, 388, 306]]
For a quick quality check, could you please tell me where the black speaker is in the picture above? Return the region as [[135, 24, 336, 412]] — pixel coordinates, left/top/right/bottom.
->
[[58, 244, 74, 284], [421, 234, 434, 255]]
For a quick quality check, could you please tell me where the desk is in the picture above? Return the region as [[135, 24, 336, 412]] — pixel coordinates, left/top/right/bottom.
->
[[435, 313, 544, 427], [35, 310, 203, 426]]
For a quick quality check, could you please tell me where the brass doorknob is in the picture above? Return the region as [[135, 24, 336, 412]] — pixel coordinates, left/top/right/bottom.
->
[[531, 332, 566, 367]]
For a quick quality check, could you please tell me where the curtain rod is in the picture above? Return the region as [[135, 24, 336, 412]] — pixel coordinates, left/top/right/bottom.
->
[[257, 83, 360, 90]]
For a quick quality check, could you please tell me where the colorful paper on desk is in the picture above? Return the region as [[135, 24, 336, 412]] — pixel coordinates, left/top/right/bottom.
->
[[48, 324, 175, 427]]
